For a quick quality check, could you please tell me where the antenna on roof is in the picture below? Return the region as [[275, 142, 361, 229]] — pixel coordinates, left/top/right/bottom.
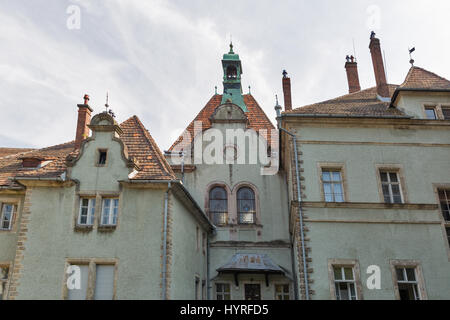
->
[[352, 38, 357, 62], [408, 47, 416, 66], [248, 85, 251, 94], [215, 86, 217, 95]]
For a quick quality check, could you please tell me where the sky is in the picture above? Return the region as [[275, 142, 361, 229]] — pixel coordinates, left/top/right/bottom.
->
[[0, 0, 449, 150]]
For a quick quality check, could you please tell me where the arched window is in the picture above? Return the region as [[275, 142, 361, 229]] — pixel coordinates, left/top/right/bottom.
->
[[237, 187, 256, 225], [209, 187, 228, 226], [226, 66, 237, 80]]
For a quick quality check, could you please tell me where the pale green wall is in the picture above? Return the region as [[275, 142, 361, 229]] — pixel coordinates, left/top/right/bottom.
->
[[287, 111, 450, 299], [0, 194, 24, 263], [396, 92, 450, 119]]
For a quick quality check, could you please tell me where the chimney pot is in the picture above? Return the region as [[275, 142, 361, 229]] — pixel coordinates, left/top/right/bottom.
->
[[369, 34, 389, 98], [282, 70, 292, 111]]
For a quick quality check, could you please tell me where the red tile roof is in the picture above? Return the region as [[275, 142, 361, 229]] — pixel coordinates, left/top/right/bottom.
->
[[285, 84, 407, 117], [0, 116, 175, 189], [169, 94, 275, 151], [399, 66, 450, 90]]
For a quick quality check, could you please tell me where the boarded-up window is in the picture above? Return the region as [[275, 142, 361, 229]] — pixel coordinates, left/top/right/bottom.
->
[[94, 265, 115, 300], [67, 265, 89, 300]]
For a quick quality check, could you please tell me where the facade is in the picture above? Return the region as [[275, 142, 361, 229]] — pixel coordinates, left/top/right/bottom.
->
[[0, 34, 449, 300], [279, 33, 450, 300]]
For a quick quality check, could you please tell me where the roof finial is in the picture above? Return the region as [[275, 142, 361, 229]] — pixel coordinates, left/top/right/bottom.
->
[[229, 35, 234, 54], [275, 94, 279, 106], [105, 92, 109, 112], [409, 47, 416, 66], [215, 86, 217, 95], [104, 92, 116, 118], [248, 85, 251, 94]]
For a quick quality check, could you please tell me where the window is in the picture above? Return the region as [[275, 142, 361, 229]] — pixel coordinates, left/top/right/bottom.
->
[[333, 266, 357, 300], [446, 228, 450, 246], [226, 66, 237, 80], [237, 187, 256, 224], [98, 150, 107, 165], [395, 267, 421, 300], [94, 265, 115, 300], [216, 283, 231, 300], [275, 284, 290, 300], [66, 260, 116, 300], [78, 198, 96, 226], [442, 107, 450, 120], [100, 198, 119, 226], [425, 106, 437, 119], [322, 170, 344, 202], [0, 266, 9, 300], [0, 204, 15, 230], [202, 232, 207, 255], [438, 189, 450, 221], [67, 264, 89, 300], [380, 171, 403, 204], [209, 187, 228, 226]]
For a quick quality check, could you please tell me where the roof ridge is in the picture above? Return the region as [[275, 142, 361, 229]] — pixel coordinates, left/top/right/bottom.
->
[[400, 65, 450, 88], [128, 115, 175, 179], [243, 94, 275, 129]]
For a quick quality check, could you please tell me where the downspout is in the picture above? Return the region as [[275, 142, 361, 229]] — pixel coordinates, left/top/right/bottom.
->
[[162, 182, 171, 300], [275, 104, 310, 300], [206, 235, 211, 300]]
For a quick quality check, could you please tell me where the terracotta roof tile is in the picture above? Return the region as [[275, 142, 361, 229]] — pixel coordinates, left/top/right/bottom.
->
[[0, 148, 35, 158], [169, 94, 275, 151], [400, 66, 450, 90], [0, 116, 175, 188], [285, 84, 407, 117]]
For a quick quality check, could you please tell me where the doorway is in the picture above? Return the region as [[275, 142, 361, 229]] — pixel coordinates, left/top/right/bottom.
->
[[244, 284, 261, 300]]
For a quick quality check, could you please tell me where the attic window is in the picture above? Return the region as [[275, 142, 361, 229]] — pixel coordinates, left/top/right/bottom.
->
[[98, 150, 107, 166], [21, 158, 42, 168]]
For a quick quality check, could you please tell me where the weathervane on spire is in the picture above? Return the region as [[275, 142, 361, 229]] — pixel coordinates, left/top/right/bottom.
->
[[408, 47, 416, 66]]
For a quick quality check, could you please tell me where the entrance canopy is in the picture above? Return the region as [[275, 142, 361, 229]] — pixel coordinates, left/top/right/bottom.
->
[[217, 254, 285, 286]]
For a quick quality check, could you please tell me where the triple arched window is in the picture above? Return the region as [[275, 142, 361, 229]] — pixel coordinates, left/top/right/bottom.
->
[[208, 185, 257, 226]]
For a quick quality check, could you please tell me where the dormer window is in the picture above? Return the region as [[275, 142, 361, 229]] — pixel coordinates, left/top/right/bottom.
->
[[226, 66, 237, 80], [21, 158, 42, 168], [98, 149, 107, 166]]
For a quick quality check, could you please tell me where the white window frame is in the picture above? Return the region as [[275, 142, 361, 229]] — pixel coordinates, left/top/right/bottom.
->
[[274, 283, 290, 300], [0, 204, 15, 231], [395, 267, 421, 300], [332, 266, 358, 300], [215, 282, 231, 300], [100, 198, 119, 226], [322, 169, 345, 203], [380, 171, 404, 204], [78, 198, 96, 226]]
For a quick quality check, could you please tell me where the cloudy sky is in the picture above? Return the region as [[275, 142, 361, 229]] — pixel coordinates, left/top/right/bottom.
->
[[1, 0, 449, 150]]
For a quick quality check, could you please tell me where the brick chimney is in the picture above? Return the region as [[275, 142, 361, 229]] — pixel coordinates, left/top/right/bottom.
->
[[369, 32, 390, 98], [282, 70, 292, 111], [344, 55, 361, 94], [75, 94, 93, 149]]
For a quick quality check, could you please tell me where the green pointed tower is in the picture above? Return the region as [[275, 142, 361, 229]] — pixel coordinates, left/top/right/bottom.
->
[[221, 43, 248, 112]]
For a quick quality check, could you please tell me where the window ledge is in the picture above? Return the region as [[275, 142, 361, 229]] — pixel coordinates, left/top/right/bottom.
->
[[98, 225, 117, 232], [74, 225, 94, 232]]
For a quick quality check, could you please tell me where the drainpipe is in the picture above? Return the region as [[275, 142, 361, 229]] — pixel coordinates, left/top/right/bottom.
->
[[275, 103, 310, 300], [162, 182, 171, 300], [206, 235, 211, 300]]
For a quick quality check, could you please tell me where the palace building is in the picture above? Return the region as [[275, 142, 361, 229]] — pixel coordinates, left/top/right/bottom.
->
[[0, 33, 449, 300]]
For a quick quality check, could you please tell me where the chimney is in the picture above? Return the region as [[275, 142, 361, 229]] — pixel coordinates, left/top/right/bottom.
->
[[369, 32, 390, 98], [75, 94, 93, 149], [282, 70, 292, 111], [345, 55, 361, 94]]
